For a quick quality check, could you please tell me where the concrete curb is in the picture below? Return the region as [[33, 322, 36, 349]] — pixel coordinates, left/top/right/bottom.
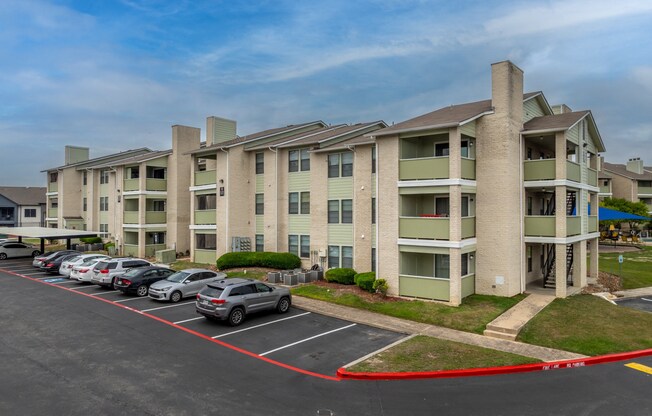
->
[[337, 348, 652, 380]]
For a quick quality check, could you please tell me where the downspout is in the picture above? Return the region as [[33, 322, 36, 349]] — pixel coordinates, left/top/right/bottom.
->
[[374, 143, 379, 276], [269, 146, 279, 252], [221, 147, 229, 252], [519, 133, 525, 294], [347, 145, 356, 266]]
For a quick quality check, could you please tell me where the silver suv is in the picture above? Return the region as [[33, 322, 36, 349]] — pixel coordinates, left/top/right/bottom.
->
[[148, 269, 225, 303], [90, 258, 152, 289], [195, 278, 291, 326]]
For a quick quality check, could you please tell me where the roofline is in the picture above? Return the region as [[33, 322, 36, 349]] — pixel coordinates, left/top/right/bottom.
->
[[79, 150, 172, 170], [310, 139, 377, 153], [316, 121, 387, 144], [223, 120, 327, 149], [523, 92, 554, 115], [370, 122, 459, 138], [246, 125, 342, 151], [41, 148, 152, 172], [603, 166, 652, 181]]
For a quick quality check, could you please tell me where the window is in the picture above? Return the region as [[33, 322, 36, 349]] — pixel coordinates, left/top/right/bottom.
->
[[197, 194, 216, 210], [461, 140, 469, 158], [288, 150, 299, 172], [100, 170, 109, 184], [461, 253, 469, 276], [328, 154, 340, 178], [300, 149, 310, 171], [148, 232, 165, 245], [196, 233, 216, 250], [328, 245, 352, 268], [527, 246, 533, 272], [50, 172, 58, 183], [130, 167, 139, 179], [372, 198, 376, 224], [300, 235, 310, 258], [99, 196, 109, 211], [288, 235, 299, 257], [527, 148, 532, 160], [1, 207, 14, 220], [462, 196, 470, 217], [83, 198, 87, 212], [24, 209, 36, 218], [341, 199, 352, 223], [527, 197, 532, 216], [255, 153, 264, 174], [147, 166, 166, 179], [371, 146, 376, 174], [341, 152, 353, 177], [51, 198, 58, 208], [435, 197, 449, 216], [99, 224, 108, 235], [300, 192, 310, 214], [328, 245, 339, 268], [255, 234, 264, 252], [255, 194, 264, 215], [342, 246, 353, 268], [82, 171, 87, 185], [435, 143, 449, 157], [371, 248, 376, 272], [152, 200, 166, 212], [328, 200, 339, 223], [288, 193, 299, 214], [435, 254, 450, 279]]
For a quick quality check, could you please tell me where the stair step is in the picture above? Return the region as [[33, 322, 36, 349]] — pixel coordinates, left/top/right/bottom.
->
[[483, 329, 517, 341]]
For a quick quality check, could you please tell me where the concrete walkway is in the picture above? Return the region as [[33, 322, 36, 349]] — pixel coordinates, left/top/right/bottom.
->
[[483, 293, 556, 341], [614, 286, 652, 299], [293, 296, 586, 363]]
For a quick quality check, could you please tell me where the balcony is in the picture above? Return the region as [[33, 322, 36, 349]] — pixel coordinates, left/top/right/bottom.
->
[[48, 208, 58, 218], [123, 211, 139, 224], [587, 168, 598, 187], [589, 216, 598, 233], [399, 275, 450, 301], [399, 216, 449, 240], [48, 182, 57, 192], [461, 158, 476, 180], [145, 211, 166, 224], [524, 216, 582, 237], [638, 185, 652, 195], [524, 159, 555, 181], [461, 217, 475, 239], [146, 178, 167, 191], [566, 161, 581, 182], [399, 157, 449, 180], [599, 184, 611, 194], [145, 244, 166, 257], [566, 216, 581, 236], [194, 210, 216, 225], [194, 170, 216, 186], [124, 178, 139, 191]]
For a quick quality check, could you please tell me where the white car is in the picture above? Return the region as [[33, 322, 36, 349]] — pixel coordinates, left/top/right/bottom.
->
[[71, 258, 105, 282], [0, 242, 40, 260], [59, 254, 110, 277]]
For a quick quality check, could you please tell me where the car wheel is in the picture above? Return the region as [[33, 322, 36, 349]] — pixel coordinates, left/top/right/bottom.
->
[[111, 277, 118, 290], [228, 308, 245, 326], [276, 296, 291, 314], [0, 253, 6, 260], [170, 291, 182, 303], [136, 285, 149, 297], [31, 251, 40, 257]]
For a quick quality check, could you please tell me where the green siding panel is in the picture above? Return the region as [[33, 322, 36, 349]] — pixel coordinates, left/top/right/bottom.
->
[[123, 245, 139, 257], [461, 274, 475, 298], [587, 168, 598, 187], [567, 124, 579, 145], [566, 161, 581, 182], [146, 212, 166, 224], [328, 224, 353, 245], [123, 211, 139, 224], [524, 216, 555, 237], [399, 276, 450, 301], [256, 215, 264, 234], [146, 179, 167, 191], [460, 121, 475, 137], [524, 159, 556, 181], [289, 215, 311, 234], [328, 177, 354, 199], [288, 172, 311, 191], [461, 217, 475, 239], [399, 245, 450, 255], [523, 98, 546, 122], [99, 212, 109, 223], [195, 170, 217, 186], [399, 217, 449, 240], [371, 174, 376, 197], [124, 178, 139, 191], [195, 210, 216, 225], [100, 184, 109, 196], [48, 208, 58, 218], [256, 175, 264, 193], [567, 216, 581, 236], [145, 244, 166, 257], [195, 249, 217, 265], [399, 186, 450, 195], [399, 157, 449, 180], [48, 182, 57, 192], [461, 158, 476, 180], [589, 216, 598, 233], [147, 158, 168, 167]]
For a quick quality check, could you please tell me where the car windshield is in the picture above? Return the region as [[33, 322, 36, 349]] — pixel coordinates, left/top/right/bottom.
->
[[81, 258, 101, 267], [68, 255, 83, 263], [200, 286, 224, 298], [166, 271, 190, 283], [122, 268, 144, 277]]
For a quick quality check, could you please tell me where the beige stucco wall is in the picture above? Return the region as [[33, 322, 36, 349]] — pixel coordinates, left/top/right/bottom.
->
[[376, 135, 400, 295], [610, 173, 636, 201], [353, 144, 373, 273], [310, 151, 329, 268]]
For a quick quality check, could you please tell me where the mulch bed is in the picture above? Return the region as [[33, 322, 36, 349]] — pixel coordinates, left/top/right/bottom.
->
[[582, 271, 623, 293]]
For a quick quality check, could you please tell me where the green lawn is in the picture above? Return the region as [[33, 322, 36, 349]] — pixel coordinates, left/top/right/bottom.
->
[[349, 336, 539, 372], [599, 245, 652, 289], [518, 294, 652, 355], [291, 285, 525, 334]]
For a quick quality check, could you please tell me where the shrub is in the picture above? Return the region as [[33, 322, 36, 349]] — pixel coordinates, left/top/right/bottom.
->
[[373, 279, 389, 296], [104, 242, 115, 250], [80, 236, 103, 244], [354, 272, 376, 292], [216, 252, 301, 270], [325, 268, 357, 285]]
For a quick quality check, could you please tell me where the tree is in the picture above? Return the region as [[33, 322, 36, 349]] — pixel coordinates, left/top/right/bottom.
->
[[600, 197, 650, 229]]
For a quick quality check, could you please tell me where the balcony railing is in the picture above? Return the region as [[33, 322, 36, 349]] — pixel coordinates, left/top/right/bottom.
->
[[146, 211, 166, 224], [48, 182, 57, 192], [48, 208, 58, 218], [638, 185, 652, 195], [524, 159, 555, 181], [599, 185, 611, 194], [124, 178, 140, 191], [589, 216, 598, 233], [399, 275, 450, 301], [461, 158, 476, 180], [566, 216, 581, 236], [399, 217, 449, 240], [399, 157, 449, 180], [461, 217, 475, 239], [587, 168, 598, 187], [566, 161, 581, 182], [123, 211, 139, 224], [194, 170, 217, 186], [195, 210, 216, 225], [524, 216, 555, 237], [146, 178, 167, 191], [145, 244, 166, 257]]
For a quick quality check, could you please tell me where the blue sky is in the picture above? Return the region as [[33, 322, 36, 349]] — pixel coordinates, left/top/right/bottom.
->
[[1, 0, 652, 186]]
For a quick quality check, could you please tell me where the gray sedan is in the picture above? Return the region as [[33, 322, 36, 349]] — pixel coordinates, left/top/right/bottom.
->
[[148, 269, 226, 303]]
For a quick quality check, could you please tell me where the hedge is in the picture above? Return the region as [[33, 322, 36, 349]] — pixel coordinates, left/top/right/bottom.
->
[[354, 272, 376, 292], [325, 268, 357, 285], [80, 236, 103, 244], [216, 252, 301, 270]]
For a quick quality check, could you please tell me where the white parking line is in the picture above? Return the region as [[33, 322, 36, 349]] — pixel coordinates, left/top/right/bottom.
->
[[141, 301, 195, 312], [212, 312, 312, 338], [114, 297, 151, 303], [642, 298, 652, 302], [68, 284, 99, 289], [174, 317, 205, 324], [50, 280, 79, 285], [91, 291, 120, 296], [259, 323, 357, 357]]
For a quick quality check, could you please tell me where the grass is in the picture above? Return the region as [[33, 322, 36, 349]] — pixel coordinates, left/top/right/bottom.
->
[[348, 336, 540, 372], [291, 285, 526, 334], [224, 270, 266, 280], [518, 294, 652, 355], [599, 245, 652, 289]]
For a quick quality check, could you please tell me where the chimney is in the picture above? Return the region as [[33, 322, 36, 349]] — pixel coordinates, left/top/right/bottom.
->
[[491, 60, 524, 121], [552, 104, 573, 115], [626, 158, 644, 174], [206, 116, 237, 146], [64, 145, 89, 165]]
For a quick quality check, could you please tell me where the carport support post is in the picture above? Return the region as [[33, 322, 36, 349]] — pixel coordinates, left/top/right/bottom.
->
[[66, 238, 72, 250], [40, 238, 45, 254], [589, 237, 599, 279]]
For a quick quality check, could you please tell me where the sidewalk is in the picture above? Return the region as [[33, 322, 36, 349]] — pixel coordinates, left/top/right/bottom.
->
[[292, 296, 586, 363], [614, 286, 652, 298]]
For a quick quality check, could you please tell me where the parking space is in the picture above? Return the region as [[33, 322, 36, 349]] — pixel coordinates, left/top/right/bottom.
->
[[616, 297, 652, 313], [0, 258, 406, 376]]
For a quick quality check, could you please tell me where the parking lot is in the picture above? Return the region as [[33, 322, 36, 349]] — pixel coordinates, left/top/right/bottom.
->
[[0, 257, 406, 377], [616, 296, 652, 314]]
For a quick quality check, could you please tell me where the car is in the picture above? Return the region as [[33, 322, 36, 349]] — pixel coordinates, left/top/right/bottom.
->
[[40, 252, 83, 274], [59, 254, 110, 277], [32, 250, 77, 268], [0, 242, 41, 260], [195, 278, 291, 326], [90, 258, 152, 289], [148, 269, 225, 303], [114, 266, 176, 297], [71, 258, 105, 283]]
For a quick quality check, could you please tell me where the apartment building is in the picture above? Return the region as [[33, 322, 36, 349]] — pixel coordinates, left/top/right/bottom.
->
[[602, 159, 652, 214], [0, 186, 46, 227]]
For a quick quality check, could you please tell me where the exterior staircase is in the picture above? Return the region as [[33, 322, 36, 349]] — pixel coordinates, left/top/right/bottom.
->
[[484, 293, 556, 340]]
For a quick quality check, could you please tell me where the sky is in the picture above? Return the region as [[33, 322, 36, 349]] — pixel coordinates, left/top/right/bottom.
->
[[1, 0, 652, 186]]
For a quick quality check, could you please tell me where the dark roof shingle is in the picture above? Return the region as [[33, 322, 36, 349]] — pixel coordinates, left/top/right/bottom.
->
[[0, 187, 46, 205]]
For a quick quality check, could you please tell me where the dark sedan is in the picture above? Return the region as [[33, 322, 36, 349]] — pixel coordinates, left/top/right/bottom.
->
[[114, 266, 176, 296], [39, 251, 82, 273]]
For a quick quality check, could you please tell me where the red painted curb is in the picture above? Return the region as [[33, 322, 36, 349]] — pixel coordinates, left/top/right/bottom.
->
[[337, 348, 652, 380]]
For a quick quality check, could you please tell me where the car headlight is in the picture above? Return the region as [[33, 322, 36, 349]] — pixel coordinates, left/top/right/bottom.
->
[[156, 286, 172, 291]]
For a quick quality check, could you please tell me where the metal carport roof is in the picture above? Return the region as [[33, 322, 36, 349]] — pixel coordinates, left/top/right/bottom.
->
[[0, 227, 99, 254]]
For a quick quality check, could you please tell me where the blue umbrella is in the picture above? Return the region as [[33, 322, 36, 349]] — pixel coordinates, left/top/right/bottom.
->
[[598, 206, 651, 221]]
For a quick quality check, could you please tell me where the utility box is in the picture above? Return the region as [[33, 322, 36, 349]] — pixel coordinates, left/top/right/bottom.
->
[[267, 272, 281, 283], [297, 272, 312, 283], [283, 272, 297, 286], [156, 249, 177, 264]]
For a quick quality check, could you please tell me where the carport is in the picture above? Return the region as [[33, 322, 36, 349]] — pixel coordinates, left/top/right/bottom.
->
[[0, 227, 99, 254]]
